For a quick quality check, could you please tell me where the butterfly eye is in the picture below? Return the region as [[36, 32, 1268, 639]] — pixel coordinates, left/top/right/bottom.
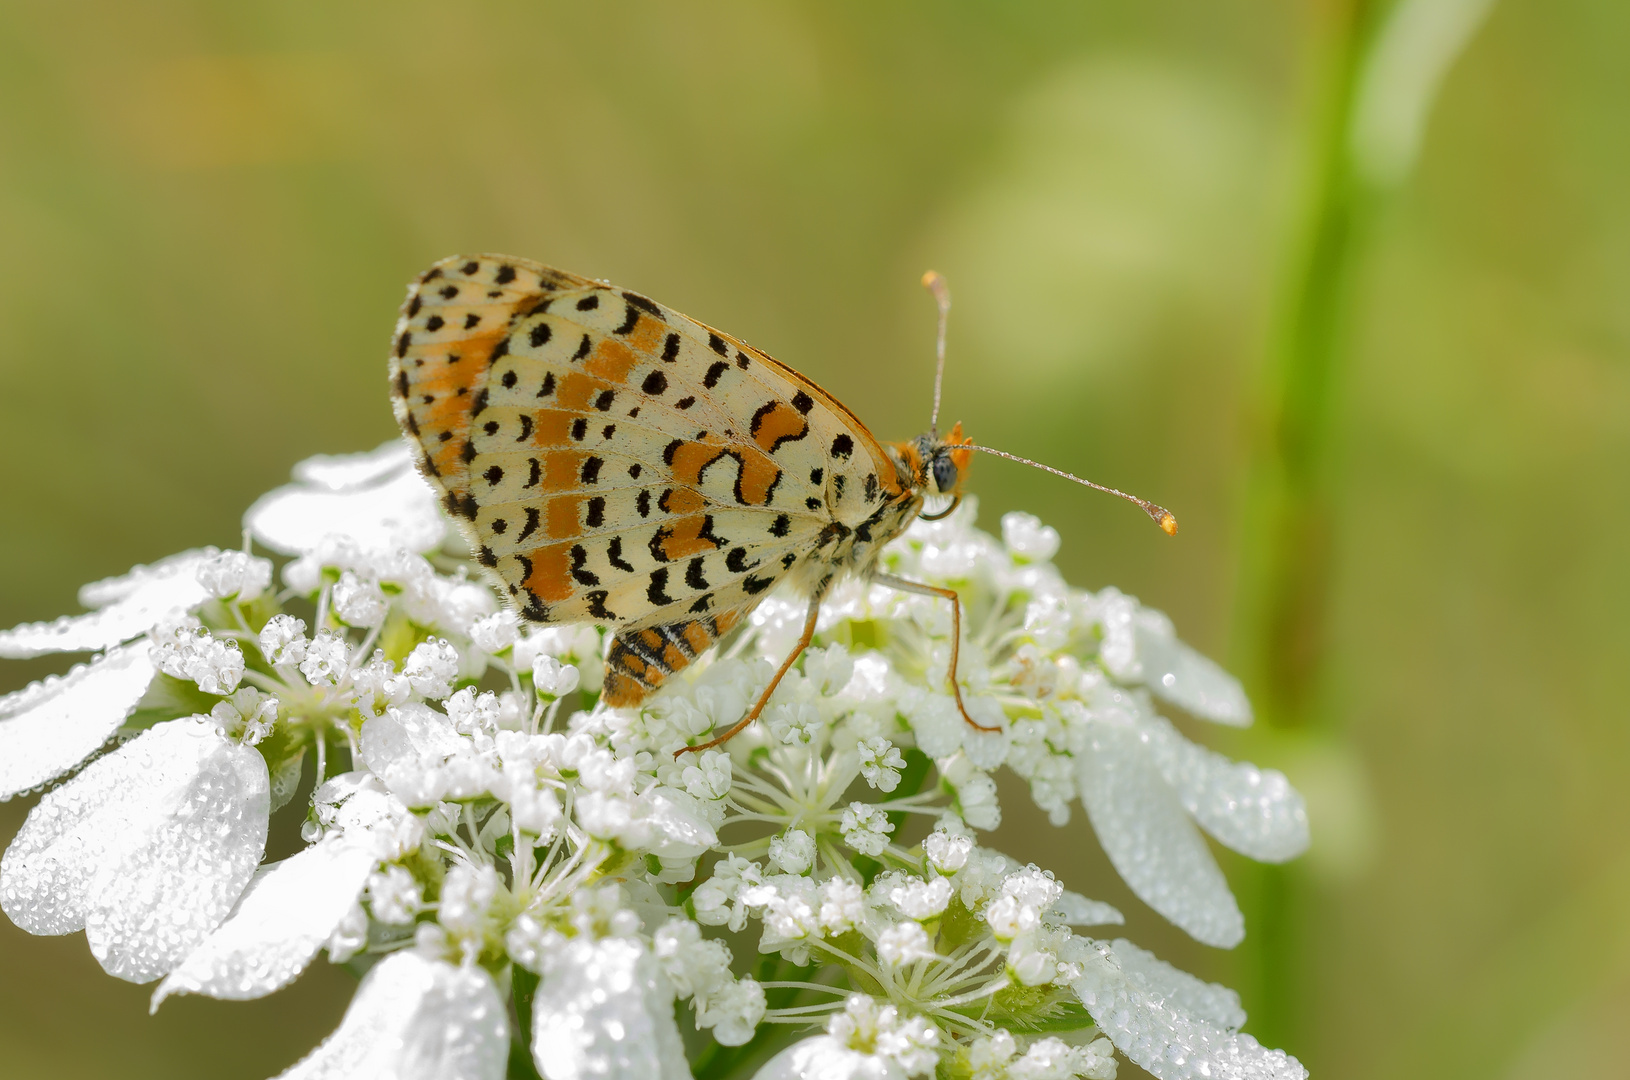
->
[[931, 454, 959, 495]]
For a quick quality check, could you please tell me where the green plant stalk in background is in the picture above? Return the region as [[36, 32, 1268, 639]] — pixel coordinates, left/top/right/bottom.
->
[[1231, 0, 1495, 1051]]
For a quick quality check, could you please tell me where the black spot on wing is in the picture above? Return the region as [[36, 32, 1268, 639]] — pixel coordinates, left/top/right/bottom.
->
[[685, 557, 709, 591], [647, 568, 674, 606], [569, 545, 598, 586], [622, 292, 665, 319]]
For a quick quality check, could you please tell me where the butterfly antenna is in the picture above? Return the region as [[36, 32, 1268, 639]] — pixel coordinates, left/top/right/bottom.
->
[[921, 270, 952, 440], [967, 444, 1179, 536]]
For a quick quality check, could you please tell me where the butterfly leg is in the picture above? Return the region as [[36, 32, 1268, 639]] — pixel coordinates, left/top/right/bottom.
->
[[873, 573, 1001, 733], [675, 596, 822, 757]]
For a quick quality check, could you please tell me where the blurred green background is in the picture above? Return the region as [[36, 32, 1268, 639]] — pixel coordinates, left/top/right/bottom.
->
[[2, 1, 1627, 1077]]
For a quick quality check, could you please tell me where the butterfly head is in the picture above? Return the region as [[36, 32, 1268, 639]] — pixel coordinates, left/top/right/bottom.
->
[[893, 421, 975, 510]]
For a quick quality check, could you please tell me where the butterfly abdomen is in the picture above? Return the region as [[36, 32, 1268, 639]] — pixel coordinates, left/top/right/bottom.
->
[[602, 609, 746, 706]]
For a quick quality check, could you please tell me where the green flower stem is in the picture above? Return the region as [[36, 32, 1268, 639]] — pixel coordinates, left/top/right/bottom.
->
[[1235, 0, 1382, 731], [1230, 0, 1385, 1049], [1232, 0, 1495, 1048]]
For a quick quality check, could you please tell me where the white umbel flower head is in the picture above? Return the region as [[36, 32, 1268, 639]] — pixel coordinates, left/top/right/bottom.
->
[[0, 449, 1310, 1080]]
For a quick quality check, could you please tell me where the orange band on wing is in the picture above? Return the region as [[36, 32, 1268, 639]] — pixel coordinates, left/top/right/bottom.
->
[[524, 543, 574, 602], [736, 452, 781, 506], [659, 515, 723, 561], [751, 402, 808, 455], [586, 339, 640, 384], [546, 495, 584, 539], [532, 411, 577, 447]]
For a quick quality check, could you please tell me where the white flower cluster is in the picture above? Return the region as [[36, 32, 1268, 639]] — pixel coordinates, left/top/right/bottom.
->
[[0, 443, 1309, 1080]]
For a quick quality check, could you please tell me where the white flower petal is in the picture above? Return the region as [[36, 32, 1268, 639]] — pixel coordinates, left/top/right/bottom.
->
[[0, 644, 156, 799], [1136, 622, 1253, 727], [532, 936, 689, 1080], [246, 442, 445, 556], [152, 838, 377, 1007], [1051, 889, 1125, 928], [1105, 938, 1246, 1030], [1073, 942, 1305, 1080], [640, 787, 719, 858], [0, 550, 214, 658], [274, 951, 508, 1080], [754, 1035, 905, 1080], [291, 442, 420, 490], [1075, 709, 1243, 947], [0, 719, 269, 981], [1140, 715, 1310, 862], [87, 737, 270, 982]]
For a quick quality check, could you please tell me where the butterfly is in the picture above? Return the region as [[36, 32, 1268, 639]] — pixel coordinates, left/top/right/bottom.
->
[[388, 255, 1175, 751]]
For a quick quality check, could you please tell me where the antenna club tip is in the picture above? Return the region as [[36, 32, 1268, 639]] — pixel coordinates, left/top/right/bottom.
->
[[1151, 506, 1178, 536], [921, 270, 944, 289]]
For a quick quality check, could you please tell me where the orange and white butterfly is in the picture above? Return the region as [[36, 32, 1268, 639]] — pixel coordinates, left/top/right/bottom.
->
[[388, 254, 1174, 750]]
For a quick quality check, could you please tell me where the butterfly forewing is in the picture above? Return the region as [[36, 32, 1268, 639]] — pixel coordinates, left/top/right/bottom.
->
[[390, 255, 907, 706]]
